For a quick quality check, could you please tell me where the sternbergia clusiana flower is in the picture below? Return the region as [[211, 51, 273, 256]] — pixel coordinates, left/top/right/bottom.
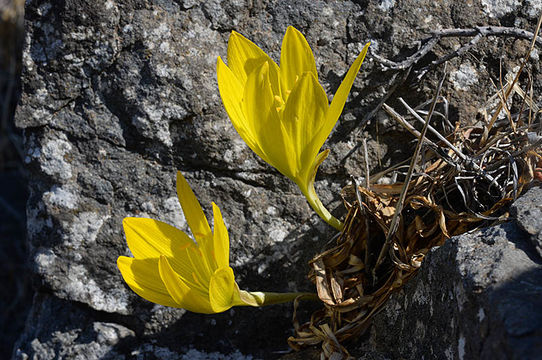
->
[[217, 26, 369, 230], [117, 172, 310, 313]]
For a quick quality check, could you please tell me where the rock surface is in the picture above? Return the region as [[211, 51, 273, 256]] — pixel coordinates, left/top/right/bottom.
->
[[511, 186, 542, 258], [12, 0, 542, 359], [365, 187, 542, 360]]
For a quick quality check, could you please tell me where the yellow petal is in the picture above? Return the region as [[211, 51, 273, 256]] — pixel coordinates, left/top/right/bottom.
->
[[123, 217, 190, 259], [314, 43, 370, 153], [209, 267, 237, 313], [117, 256, 178, 308], [211, 202, 229, 269], [176, 171, 212, 243], [282, 72, 328, 180], [227, 31, 282, 97], [158, 255, 215, 314], [243, 61, 295, 178], [216, 57, 267, 162], [280, 26, 318, 95], [122, 217, 212, 284]]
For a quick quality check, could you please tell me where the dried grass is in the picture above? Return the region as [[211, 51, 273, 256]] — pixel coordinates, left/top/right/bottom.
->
[[288, 20, 542, 359]]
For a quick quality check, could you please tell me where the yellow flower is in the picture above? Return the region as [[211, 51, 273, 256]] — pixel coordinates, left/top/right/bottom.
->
[[117, 172, 308, 313], [217, 26, 369, 230]]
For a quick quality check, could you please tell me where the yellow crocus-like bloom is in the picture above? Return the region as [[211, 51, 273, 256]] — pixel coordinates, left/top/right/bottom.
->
[[217, 26, 369, 230], [118, 172, 309, 313]]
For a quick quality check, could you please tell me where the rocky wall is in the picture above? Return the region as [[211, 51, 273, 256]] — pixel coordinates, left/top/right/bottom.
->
[[12, 0, 542, 359]]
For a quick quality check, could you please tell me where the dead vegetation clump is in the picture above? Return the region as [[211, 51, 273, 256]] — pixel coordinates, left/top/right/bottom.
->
[[288, 19, 542, 360]]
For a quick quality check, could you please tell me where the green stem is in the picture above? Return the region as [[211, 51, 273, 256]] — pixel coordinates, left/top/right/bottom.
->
[[240, 291, 318, 306], [302, 182, 343, 231]]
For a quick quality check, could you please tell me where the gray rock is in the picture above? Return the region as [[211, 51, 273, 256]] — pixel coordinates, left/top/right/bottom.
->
[[364, 187, 542, 360], [12, 0, 542, 359], [13, 293, 136, 360], [511, 187, 542, 259]]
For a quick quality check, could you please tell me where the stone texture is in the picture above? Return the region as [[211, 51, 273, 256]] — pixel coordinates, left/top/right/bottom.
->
[[364, 187, 542, 360], [13, 294, 136, 360], [511, 187, 542, 259], [12, 0, 542, 359]]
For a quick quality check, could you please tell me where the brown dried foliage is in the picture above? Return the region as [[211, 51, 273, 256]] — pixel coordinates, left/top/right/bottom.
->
[[288, 70, 542, 360]]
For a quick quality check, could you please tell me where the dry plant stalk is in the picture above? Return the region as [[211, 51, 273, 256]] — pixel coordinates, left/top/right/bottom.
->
[[288, 61, 542, 360]]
